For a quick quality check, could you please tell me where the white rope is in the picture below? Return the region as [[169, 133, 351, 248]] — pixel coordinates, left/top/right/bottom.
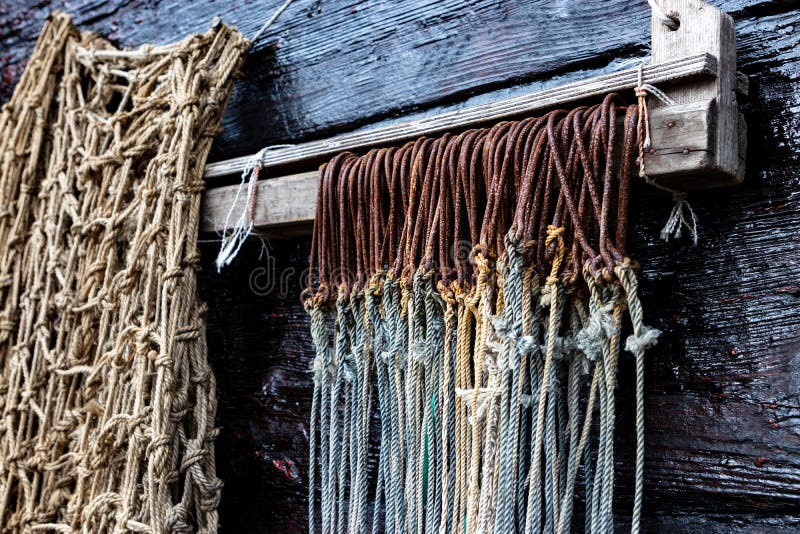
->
[[647, 0, 679, 30], [252, 0, 295, 44], [214, 144, 296, 270], [212, 0, 296, 270], [214, 148, 265, 270]]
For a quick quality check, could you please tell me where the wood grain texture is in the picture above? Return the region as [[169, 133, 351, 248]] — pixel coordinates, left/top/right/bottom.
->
[[203, 54, 718, 178], [201, 171, 318, 235], [0, 0, 774, 162], [4, 0, 800, 532], [651, 0, 744, 186]]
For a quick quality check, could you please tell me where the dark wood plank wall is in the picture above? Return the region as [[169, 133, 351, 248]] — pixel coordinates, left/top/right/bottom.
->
[[3, 0, 799, 532]]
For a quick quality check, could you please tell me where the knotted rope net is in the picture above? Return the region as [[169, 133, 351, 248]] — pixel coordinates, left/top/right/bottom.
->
[[0, 13, 247, 532], [306, 93, 661, 534]]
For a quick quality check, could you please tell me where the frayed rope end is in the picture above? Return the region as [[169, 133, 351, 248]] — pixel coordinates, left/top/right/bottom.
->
[[625, 325, 661, 354], [659, 192, 699, 246]]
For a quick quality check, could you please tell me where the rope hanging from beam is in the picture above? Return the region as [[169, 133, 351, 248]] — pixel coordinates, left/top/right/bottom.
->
[[305, 93, 661, 534]]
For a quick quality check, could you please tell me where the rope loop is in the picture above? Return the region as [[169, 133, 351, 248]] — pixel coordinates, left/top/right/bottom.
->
[[647, 0, 680, 30]]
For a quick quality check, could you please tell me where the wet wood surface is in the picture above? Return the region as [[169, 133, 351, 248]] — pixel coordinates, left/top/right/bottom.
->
[[3, 0, 800, 532]]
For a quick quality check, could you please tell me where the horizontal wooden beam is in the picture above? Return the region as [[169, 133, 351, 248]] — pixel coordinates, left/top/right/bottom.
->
[[201, 171, 318, 237], [201, 98, 738, 236], [204, 53, 720, 180]]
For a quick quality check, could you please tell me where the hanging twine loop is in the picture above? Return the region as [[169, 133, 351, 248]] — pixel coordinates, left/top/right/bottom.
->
[[214, 0, 296, 270], [214, 148, 265, 270], [636, 64, 699, 245]]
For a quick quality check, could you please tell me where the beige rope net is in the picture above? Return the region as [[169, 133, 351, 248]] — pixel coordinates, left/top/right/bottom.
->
[[0, 13, 248, 532]]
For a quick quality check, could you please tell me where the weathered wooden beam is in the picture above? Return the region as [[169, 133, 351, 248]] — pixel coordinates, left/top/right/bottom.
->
[[203, 54, 748, 182], [202, 99, 724, 236], [201, 171, 318, 236], [203, 53, 718, 180]]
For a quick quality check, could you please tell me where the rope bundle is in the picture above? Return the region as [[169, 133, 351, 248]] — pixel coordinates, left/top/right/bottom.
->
[[0, 13, 247, 531], [306, 93, 661, 533]]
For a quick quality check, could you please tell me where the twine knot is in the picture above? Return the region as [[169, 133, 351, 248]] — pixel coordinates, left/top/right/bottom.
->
[[625, 325, 661, 354], [575, 303, 616, 361]]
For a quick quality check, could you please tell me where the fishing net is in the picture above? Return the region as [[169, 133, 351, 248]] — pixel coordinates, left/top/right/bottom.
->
[[0, 13, 248, 531]]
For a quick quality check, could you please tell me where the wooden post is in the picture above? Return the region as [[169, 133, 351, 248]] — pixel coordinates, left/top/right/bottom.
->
[[646, 0, 745, 188]]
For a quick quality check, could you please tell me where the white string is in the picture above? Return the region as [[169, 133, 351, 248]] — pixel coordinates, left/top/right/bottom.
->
[[212, 1, 296, 270], [637, 172, 699, 246], [635, 64, 699, 245], [214, 148, 267, 270], [252, 0, 295, 44], [647, 0, 679, 30], [660, 193, 699, 245], [213, 144, 296, 270]]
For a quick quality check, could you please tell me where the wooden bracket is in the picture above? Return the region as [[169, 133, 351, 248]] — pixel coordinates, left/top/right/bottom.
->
[[201, 0, 746, 235], [645, 0, 745, 189]]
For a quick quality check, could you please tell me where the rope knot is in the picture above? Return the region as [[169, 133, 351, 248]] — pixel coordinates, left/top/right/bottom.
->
[[380, 350, 395, 366], [575, 303, 616, 361], [489, 314, 512, 340], [456, 387, 499, 423], [545, 224, 565, 239], [547, 335, 576, 360], [516, 335, 538, 356], [410, 340, 430, 364], [625, 325, 661, 354], [504, 230, 525, 257], [340, 354, 356, 382], [545, 225, 566, 283]]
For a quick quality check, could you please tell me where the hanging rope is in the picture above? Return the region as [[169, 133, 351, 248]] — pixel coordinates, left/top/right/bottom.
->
[[305, 91, 661, 533], [214, 0, 296, 269], [215, 148, 265, 269]]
